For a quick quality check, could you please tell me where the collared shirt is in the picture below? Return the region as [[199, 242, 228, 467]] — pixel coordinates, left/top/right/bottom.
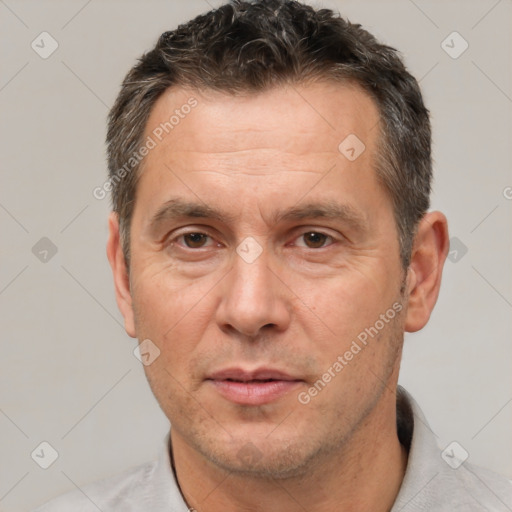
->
[[33, 386, 512, 511]]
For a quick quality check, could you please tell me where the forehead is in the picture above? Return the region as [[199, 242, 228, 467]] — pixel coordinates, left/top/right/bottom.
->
[[134, 81, 385, 228], [142, 81, 380, 165]]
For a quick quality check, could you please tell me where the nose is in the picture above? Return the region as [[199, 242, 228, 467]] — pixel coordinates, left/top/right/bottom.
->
[[215, 245, 292, 338]]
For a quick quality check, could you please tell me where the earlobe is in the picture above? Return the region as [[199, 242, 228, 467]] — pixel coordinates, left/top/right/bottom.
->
[[106, 212, 136, 338], [404, 211, 449, 333]]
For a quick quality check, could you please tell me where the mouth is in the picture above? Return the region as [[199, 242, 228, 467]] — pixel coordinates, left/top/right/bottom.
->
[[206, 368, 303, 405]]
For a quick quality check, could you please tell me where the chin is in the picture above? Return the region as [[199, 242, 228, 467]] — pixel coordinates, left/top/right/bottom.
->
[[195, 431, 324, 480]]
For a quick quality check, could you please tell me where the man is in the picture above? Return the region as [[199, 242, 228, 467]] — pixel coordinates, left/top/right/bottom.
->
[[34, 0, 511, 510]]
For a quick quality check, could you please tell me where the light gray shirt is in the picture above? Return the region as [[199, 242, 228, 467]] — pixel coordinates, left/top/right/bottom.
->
[[33, 387, 512, 511]]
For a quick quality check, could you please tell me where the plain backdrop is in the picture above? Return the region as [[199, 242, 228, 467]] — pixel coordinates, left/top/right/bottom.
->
[[1, 0, 511, 510]]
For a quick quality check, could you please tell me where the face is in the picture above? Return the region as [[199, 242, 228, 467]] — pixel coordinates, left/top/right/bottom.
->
[[116, 82, 409, 478]]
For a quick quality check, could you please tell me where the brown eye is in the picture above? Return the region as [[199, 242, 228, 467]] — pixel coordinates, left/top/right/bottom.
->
[[183, 233, 209, 248], [303, 232, 329, 248]]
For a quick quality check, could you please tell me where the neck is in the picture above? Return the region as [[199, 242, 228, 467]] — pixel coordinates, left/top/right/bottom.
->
[[170, 390, 408, 512]]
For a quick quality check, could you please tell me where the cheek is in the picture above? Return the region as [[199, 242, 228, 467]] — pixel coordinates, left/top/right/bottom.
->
[[133, 259, 209, 317], [291, 269, 391, 344], [130, 265, 216, 363]]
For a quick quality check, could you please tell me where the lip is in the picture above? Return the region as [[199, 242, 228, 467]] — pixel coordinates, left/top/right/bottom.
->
[[206, 367, 303, 405]]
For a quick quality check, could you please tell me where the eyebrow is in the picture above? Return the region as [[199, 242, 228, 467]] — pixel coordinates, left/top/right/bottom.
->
[[147, 197, 368, 235], [148, 199, 237, 235], [274, 201, 367, 231]]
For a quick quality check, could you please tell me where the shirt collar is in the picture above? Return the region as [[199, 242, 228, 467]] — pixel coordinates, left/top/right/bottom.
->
[[392, 386, 512, 511]]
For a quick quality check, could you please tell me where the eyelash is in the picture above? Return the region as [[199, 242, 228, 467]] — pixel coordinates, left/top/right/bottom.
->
[[168, 230, 337, 250]]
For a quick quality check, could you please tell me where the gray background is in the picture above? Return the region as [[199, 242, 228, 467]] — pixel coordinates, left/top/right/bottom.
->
[[1, 0, 511, 510]]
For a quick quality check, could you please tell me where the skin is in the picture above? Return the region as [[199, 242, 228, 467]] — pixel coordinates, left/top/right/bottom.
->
[[107, 81, 449, 512]]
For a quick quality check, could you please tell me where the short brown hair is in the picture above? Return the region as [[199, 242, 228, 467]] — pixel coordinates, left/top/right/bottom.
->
[[106, 0, 431, 268]]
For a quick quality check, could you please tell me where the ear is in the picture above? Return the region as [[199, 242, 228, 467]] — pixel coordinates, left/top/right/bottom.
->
[[404, 211, 449, 333], [106, 212, 136, 338]]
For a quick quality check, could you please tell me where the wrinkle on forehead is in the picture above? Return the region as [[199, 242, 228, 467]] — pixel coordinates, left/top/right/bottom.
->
[[143, 82, 379, 157], [162, 147, 340, 179], [187, 169, 324, 176]]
